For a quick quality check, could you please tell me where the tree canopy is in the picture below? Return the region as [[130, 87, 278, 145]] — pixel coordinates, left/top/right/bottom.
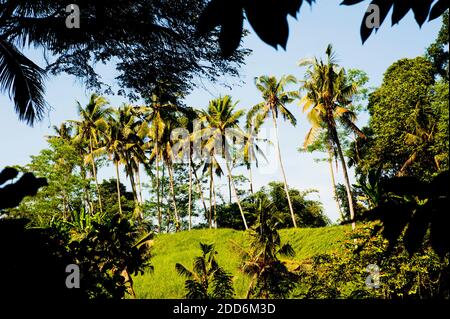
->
[[0, 0, 250, 124]]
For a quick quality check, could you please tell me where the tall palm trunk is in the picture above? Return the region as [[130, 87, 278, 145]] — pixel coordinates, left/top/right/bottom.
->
[[191, 155, 209, 219], [79, 151, 92, 214], [225, 160, 248, 230], [329, 124, 356, 230], [134, 165, 144, 220], [168, 164, 180, 232], [212, 174, 217, 228], [89, 136, 103, 213], [155, 143, 162, 232], [249, 165, 254, 195], [128, 166, 138, 202], [208, 164, 213, 229], [271, 112, 297, 228], [188, 151, 192, 231], [136, 165, 144, 204], [228, 175, 232, 204], [126, 160, 141, 219], [328, 147, 344, 221], [114, 160, 123, 215]]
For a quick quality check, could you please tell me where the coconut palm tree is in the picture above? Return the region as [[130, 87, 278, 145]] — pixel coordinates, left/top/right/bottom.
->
[[138, 95, 178, 231], [140, 95, 189, 231], [93, 115, 126, 215], [195, 95, 249, 230], [177, 107, 204, 231], [71, 94, 113, 213], [241, 197, 298, 299], [299, 44, 366, 230], [398, 101, 441, 176], [114, 105, 148, 220], [247, 75, 299, 228], [175, 243, 235, 299], [159, 120, 182, 232], [0, 38, 46, 126]]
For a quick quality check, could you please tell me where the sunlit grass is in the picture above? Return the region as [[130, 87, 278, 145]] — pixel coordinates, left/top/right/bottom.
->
[[133, 226, 349, 299]]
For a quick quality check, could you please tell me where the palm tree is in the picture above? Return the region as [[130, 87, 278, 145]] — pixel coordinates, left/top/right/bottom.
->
[[195, 96, 249, 230], [159, 120, 182, 232], [240, 197, 298, 299], [175, 243, 234, 299], [0, 38, 46, 125], [138, 95, 178, 231], [115, 105, 148, 220], [247, 75, 299, 228], [71, 94, 113, 214], [178, 107, 203, 231], [299, 44, 366, 230], [94, 115, 126, 215], [398, 101, 441, 176]]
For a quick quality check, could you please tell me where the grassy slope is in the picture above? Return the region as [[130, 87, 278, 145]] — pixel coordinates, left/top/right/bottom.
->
[[133, 226, 350, 298]]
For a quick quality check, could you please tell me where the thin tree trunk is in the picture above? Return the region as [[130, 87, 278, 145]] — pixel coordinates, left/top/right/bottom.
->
[[121, 268, 136, 299], [225, 161, 248, 230], [208, 164, 213, 229], [188, 151, 192, 231], [249, 165, 254, 195], [136, 165, 144, 204], [136, 164, 144, 220], [332, 126, 356, 230], [212, 173, 217, 228], [271, 113, 297, 228], [79, 152, 91, 214], [127, 160, 141, 220], [228, 175, 232, 204], [128, 165, 138, 204], [328, 148, 344, 221], [155, 144, 162, 232], [168, 164, 180, 232], [192, 155, 209, 220], [161, 166, 166, 230], [89, 137, 103, 213], [115, 160, 123, 215]]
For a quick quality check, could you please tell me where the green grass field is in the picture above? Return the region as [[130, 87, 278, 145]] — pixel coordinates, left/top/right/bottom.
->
[[133, 226, 350, 298]]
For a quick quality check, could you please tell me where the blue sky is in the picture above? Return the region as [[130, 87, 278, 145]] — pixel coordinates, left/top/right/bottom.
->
[[0, 1, 442, 222]]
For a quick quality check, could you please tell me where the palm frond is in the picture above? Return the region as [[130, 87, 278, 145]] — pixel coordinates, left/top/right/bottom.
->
[[175, 263, 194, 279], [0, 39, 46, 125]]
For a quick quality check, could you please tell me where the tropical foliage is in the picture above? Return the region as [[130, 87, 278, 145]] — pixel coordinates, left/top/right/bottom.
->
[[0, 8, 448, 302]]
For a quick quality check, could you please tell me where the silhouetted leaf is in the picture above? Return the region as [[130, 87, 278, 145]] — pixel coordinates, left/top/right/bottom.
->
[[360, 0, 393, 43], [428, 0, 449, 21], [244, 0, 290, 49], [281, 0, 304, 18], [0, 167, 18, 185], [219, 3, 244, 56], [411, 0, 434, 26], [341, 0, 365, 5], [359, 171, 449, 258], [0, 172, 47, 210], [392, 1, 411, 26]]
